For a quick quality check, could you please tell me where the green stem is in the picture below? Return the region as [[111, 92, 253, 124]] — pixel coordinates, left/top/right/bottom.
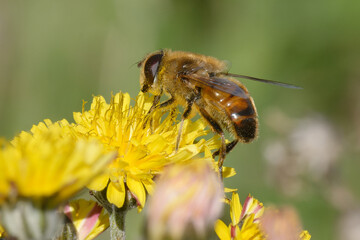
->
[[59, 220, 77, 240], [91, 188, 137, 240], [109, 204, 127, 240]]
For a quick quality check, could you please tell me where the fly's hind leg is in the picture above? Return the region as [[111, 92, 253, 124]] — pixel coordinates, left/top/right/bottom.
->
[[212, 139, 239, 158], [197, 107, 227, 179]]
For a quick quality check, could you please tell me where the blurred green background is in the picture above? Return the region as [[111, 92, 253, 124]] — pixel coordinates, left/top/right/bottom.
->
[[1, 0, 360, 239]]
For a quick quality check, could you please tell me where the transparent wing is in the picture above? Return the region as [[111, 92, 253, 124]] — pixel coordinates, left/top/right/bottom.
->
[[224, 73, 302, 89], [181, 74, 249, 98]]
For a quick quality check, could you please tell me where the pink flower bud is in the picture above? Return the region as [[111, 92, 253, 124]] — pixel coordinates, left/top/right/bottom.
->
[[147, 160, 224, 240]]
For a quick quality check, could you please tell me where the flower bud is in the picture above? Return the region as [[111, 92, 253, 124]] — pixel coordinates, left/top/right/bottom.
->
[[260, 206, 305, 240], [147, 160, 223, 240]]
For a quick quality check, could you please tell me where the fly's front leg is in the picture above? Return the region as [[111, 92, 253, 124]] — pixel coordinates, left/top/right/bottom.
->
[[144, 95, 161, 131], [144, 95, 176, 132], [197, 106, 226, 180]]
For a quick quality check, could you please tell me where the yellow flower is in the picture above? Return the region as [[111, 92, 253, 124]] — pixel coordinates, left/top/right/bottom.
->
[[0, 120, 115, 207], [215, 192, 265, 240], [215, 193, 312, 240], [64, 199, 109, 240], [147, 159, 224, 240], [71, 92, 220, 210], [0, 121, 114, 240]]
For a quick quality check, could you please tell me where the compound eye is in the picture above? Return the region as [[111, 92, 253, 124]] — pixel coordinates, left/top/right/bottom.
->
[[144, 53, 163, 85]]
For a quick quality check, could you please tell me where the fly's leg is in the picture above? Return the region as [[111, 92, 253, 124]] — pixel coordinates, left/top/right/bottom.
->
[[175, 97, 195, 152], [144, 95, 175, 132], [143, 95, 160, 131], [212, 139, 239, 158], [197, 107, 226, 179]]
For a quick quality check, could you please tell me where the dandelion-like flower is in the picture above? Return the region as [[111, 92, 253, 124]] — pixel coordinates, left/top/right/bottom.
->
[[215, 192, 265, 240], [1, 120, 114, 206], [71, 92, 220, 210], [64, 199, 109, 240], [215, 192, 311, 240], [0, 120, 115, 239]]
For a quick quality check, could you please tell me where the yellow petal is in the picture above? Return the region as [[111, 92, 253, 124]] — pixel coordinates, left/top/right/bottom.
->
[[214, 219, 231, 240], [143, 135, 168, 153], [205, 135, 221, 150], [107, 180, 125, 208], [181, 119, 207, 144], [224, 187, 238, 193], [300, 230, 311, 240], [87, 174, 109, 191], [142, 178, 155, 195], [230, 192, 241, 225], [222, 166, 236, 178], [127, 177, 146, 211], [170, 145, 200, 162], [234, 225, 241, 239]]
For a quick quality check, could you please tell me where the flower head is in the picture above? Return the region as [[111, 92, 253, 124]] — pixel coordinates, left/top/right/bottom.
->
[[0, 121, 114, 239], [0, 120, 114, 207], [215, 193, 311, 240], [215, 192, 265, 240], [147, 159, 224, 240], [71, 92, 220, 210]]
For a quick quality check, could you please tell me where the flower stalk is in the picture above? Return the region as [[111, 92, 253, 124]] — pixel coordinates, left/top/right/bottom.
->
[[92, 187, 137, 240], [109, 204, 126, 240]]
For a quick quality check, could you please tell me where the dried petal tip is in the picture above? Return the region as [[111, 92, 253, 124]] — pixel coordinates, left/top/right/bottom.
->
[[241, 194, 264, 223], [147, 160, 224, 240]]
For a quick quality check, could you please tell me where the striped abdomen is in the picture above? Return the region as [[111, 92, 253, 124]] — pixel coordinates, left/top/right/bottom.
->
[[202, 85, 258, 142], [225, 94, 258, 142]]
